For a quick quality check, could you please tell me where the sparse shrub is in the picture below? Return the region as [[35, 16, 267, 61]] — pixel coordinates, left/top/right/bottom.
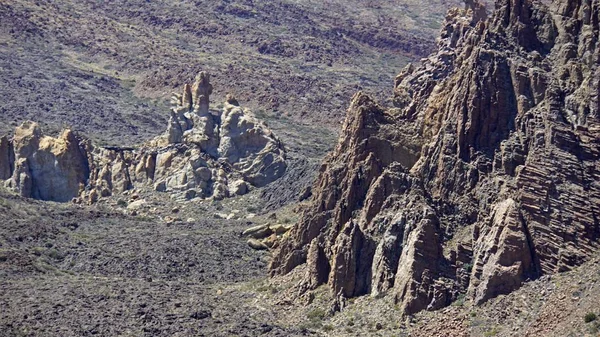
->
[[584, 312, 597, 323], [307, 308, 327, 321], [322, 324, 334, 332], [452, 294, 466, 307], [256, 284, 279, 294], [116, 199, 127, 208], [212, 200, 223, 211], [47, 248, 63, 261], [282, 217, 292, 224], [463, 262, 473, 273], [484, 326, 500, 336]]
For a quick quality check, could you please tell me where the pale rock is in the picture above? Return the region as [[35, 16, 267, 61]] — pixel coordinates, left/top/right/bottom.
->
[[228, 179, 248, 196]]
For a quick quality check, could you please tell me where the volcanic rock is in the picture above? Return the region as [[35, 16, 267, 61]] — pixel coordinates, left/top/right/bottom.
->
[[270, 0, 600, 316], [5, 122, 89, 202], [1, 72, 287, 203]]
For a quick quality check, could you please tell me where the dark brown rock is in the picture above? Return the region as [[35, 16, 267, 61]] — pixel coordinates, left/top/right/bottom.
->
[[0, 136, 14, 180]]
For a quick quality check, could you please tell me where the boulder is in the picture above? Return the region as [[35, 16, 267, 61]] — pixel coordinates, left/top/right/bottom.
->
[[229, 179, 248, 196], [247, 238, 269, 250]]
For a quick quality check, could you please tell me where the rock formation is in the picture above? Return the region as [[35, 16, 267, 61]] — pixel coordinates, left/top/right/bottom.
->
[[0, 72, 286, 203], [270, 0, 600, 315], [3, 122, 89, 202]]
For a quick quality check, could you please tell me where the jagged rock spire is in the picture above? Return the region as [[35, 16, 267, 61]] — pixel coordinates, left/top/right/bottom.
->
[[191, 71, 213, 115], [270, 0, 600, 316]]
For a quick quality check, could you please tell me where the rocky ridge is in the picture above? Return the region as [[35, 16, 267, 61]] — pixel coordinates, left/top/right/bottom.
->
[[0, 72, 286, 203], [270, 0, 600, 316]]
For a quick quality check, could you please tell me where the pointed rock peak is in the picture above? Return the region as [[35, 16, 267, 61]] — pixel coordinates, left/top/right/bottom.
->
[[496, 0, 533, 26], [191, 71, 213, 115], [14, 121, 42, 142], [341, 92, 387, 141], [182, 83, 193, 110], [464, 0, 488, 23], [349, 91, 377, 110]]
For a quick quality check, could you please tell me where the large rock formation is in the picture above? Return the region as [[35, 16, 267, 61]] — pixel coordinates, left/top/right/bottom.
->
[[270, 0, 600, 315], [4, 122, 89, 202], [0, 72, 286, 203]]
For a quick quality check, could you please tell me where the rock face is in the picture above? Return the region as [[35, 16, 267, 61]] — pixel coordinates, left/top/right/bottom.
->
[[1, 72, 286, 203], [270, 0, 600, 315], [3, 122, 89, 202]]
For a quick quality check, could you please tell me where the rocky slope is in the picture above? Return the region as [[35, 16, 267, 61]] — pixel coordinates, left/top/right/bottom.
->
[[270, 0, 600, 316], [0, 0, 470, 148], [0, 72, 286, 203]]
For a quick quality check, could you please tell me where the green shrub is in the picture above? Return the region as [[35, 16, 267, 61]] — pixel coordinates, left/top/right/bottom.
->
[[452, 294, 466, 307], [484, 326, 500, 337], [322, 324, 334, 332], [307, 308, 327, 321], [584, 312, 597, 323]]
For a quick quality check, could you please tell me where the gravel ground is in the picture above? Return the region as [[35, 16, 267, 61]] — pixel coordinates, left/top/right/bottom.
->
[[0, 190, 309, 337]]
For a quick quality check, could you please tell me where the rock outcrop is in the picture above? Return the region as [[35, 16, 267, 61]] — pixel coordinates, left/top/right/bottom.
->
[[4, 122, 89, 202], [1, 72, 286, 203], [270, 0, 600, 315]]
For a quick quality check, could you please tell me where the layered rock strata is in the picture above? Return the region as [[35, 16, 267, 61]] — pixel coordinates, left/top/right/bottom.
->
[[271, 0, 600, 315], [1, 72, 286, 203]]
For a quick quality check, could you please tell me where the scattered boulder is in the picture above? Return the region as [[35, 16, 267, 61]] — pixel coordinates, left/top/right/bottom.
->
[[229, 179, 248, 196], [242, 224, 273, 239], [243, 223, 292, 250], [127, 199, 147, 211], [247, 238, 269, 250]]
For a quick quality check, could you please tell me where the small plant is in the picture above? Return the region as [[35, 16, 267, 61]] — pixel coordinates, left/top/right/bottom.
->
[[307, 308, 327, 321], [584, 312, 597, 323], [212, 200, 223, 211], [452, 294, 466, 307], [322, 324, 334, 332], [463, 262, 473, 273], [116, 199, 127, 208], [256, 284, 279, 294], [484, 326, 500, 337], [47, 248, 63, 260]]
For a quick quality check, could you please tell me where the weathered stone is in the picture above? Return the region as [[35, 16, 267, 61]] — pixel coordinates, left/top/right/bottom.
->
[[2, 71, 286, 205], [248, 238, 269, 250], [228, 179, 248, 196], [242, 224, 273, 239], [191, 71, 212, 115], [7, 122, 89, 202], [270, 0, 600, 316]]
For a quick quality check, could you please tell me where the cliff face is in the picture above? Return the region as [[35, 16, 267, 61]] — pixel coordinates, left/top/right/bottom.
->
[[270, 0, 600, 314], [0, 72, 287, 203]]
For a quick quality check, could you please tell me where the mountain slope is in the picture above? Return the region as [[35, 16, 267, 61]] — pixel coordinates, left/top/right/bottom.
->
[[0, 0, 466, 147]]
